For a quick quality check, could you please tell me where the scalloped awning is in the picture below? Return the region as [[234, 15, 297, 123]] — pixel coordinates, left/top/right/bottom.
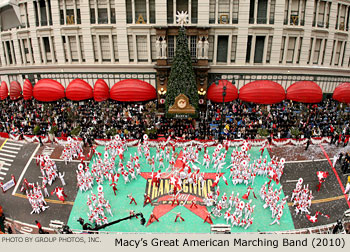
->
[[9, 80, 22, 100], [286, 81, 322, 103], [23, 79, 33, 100], [94, 79, 109, 102], [239, 80, 285, 104], [33, 79, 65, 102], [66, 79, 93, 101], [110, 79, 156, 102], [333, 82, 350, 103], [207, 80, 238, 103], [0, 81, 8, 100]]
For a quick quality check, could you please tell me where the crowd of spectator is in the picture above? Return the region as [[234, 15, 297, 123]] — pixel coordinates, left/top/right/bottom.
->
[[0, 98, 350, 142]]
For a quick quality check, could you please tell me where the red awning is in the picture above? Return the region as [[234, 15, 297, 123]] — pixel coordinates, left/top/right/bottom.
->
[[9, 81, 22, 100], [110, 79, 156, 102], [94, 79, 109, 102], [239, 80, 285, 104], [66, 79, 93, 101], [33, 79, 65, 102], [207, 80, 238, 103], [286, 81, 323, 103], [23, 79, 33, 100], [333, 82, 350, 103], [0, 81, 8, 100]]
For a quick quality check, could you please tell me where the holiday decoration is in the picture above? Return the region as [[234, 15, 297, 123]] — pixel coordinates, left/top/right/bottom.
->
[[165, 27, 199, 116]]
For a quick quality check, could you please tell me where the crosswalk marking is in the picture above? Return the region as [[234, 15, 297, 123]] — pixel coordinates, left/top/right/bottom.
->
[[5, 142, 23, 147], [0, 153, 16, 158], [0, 149, 19, 154], [2, 146, 21, 150], [0, 140, 22, 182], [42, 146, 55, 157], [0, 157, 14, 162]]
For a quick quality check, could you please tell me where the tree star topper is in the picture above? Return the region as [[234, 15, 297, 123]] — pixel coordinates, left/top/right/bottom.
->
[[176, 11, 188, 27]]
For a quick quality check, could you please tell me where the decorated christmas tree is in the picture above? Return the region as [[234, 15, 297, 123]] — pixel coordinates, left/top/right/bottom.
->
[[165, 27, 199, 116]]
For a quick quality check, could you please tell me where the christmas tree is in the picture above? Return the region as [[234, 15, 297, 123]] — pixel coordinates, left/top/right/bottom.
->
[[165, 27, 199, 116]]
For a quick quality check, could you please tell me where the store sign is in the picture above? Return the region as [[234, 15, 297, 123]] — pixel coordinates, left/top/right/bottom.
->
[[174, 114, 189, 119]]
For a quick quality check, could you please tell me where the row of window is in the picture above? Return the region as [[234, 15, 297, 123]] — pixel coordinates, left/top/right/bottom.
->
[[1, 33, 348, 67], [13, 0, 350, 30]]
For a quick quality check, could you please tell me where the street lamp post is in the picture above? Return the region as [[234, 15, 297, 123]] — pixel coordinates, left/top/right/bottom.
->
[[214, 76, 235, 141]]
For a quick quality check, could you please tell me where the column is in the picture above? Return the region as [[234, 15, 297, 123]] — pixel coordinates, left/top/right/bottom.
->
[[115, 0, 129, 63], [45, 0, 50, 25], [288, 0, 292, 25], [36, 1, 41, 26], [254, 0, 258, 24], [133, 34, 137, 63], [76, 34, 82, 63], [213, 34, 218, 64], [293, 36, 300, 63], [131, 0, 135, 24], [94, 1, 98, 23], [298, 0, 302, 25], [147, 33, 152, 63], [174, 0, 177, 24], [314, 0, 319, 26], [107, 0, 111, 24], [267, 0, 271, 24], [74, 0, 78, 24], [263, 35, 269, 63], [109, 33, 115, 63], [282, 36, 289, 64], [96, 35, 102, 63], [229, 0, 233, 24], [40, 37, 47, 64], [215, 0, 218, 24], [189, 0, 192, 24], [146, 0, 150, 24], [227, 34, 232, 63], [66, 36, 72, 63], [20, 39, 26, 65], [63, 0, 67, 24], [155, 0, 167, 25], [80, 0, 94, 63], [49, 36, 56, 63], [309, 37, 316, 64], [250, 34, 256, 64]]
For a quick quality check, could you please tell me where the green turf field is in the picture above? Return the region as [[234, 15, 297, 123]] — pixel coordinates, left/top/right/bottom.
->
[[67, 146, 295, 233]]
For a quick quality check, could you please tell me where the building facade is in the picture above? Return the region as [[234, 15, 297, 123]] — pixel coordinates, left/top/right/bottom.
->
[[1, 0, 350, 103]]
